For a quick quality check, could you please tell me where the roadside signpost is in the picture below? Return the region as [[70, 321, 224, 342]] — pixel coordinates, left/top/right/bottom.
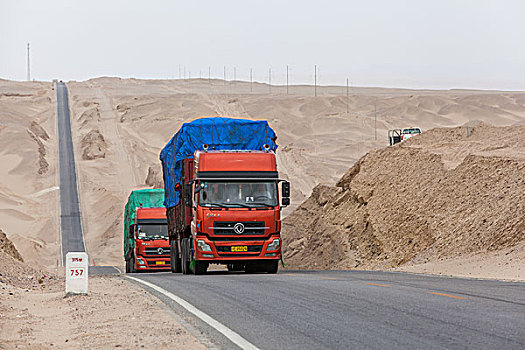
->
[[66, 252, 88, 295]]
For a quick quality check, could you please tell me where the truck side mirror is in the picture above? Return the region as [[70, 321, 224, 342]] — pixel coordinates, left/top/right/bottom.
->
[[281, 181, 290, 198], [282, 197, 290, 207], [184, 184, 192, 207]]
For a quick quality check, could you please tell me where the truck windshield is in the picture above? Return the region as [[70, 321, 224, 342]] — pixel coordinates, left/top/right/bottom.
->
[[199, 181, 278, 208], [402, 128, 421, 134], [137, 224, 168, 239]]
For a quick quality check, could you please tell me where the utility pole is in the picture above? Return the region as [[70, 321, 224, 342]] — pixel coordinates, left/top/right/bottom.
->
[[208, 66, 211, 83], [223, 66, 226, 85], [26, 43, 30, 81], [314, 65, 317, 97], [199, 70, 201, 79], [268, 68, 271, 93], [286, 65, 289, 95], [179, 65, 181, 80], [183, 66, 186, 81], [374, 99, 377, 140], [346, 78, 349, 114], [250, 68, 253, 93]]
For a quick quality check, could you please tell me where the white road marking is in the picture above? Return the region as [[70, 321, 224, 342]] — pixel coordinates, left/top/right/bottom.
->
[[126, 276, 259, 350]]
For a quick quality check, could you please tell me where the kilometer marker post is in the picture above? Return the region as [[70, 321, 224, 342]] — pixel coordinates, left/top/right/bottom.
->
[[65, 252, 88, 296]]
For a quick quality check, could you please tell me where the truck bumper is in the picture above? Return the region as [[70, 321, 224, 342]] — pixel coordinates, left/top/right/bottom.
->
[[136, 256, 171, 270], [194, 235, 281, 262]]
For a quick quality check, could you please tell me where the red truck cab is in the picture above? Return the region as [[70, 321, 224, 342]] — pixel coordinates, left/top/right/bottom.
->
[[130, 207, 170, 271], [169, 150, 290, 274]]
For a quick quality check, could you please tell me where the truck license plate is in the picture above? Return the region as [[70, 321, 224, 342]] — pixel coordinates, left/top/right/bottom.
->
[[231, 246, 248, 252], [156, 261, 165, 265]]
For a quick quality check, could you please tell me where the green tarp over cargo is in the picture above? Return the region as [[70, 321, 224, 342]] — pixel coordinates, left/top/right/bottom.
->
[[123, 189, 165, 258]]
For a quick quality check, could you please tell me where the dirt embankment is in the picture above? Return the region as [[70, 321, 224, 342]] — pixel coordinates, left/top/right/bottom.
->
[[0, 229, 206, 349], [283, 125, 525, 277]]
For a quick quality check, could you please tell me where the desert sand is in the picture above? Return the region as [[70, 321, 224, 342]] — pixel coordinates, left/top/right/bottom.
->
[[0, 80, 60, 270], [1, 77, 524, 278]]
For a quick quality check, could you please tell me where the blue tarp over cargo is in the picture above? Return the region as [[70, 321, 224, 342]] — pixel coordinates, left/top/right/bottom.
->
[[159, 117, 278, 208]]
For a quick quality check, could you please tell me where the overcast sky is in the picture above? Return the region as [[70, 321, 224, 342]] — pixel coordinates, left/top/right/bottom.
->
[[1, 0, 524, 89]]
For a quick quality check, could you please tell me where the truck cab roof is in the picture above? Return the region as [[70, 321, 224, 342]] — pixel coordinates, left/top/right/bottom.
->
[[194, 150, 277, 179]]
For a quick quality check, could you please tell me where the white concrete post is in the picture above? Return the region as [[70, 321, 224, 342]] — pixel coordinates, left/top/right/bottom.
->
[[65, 252, 88, 295]]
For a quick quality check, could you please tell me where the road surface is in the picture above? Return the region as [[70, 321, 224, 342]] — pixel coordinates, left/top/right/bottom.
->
[[56, 82, 85, 264], [131, 270, 525, 350]]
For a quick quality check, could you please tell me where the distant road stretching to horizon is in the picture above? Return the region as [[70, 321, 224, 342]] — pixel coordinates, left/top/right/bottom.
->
[[56, 82, 85, 265]]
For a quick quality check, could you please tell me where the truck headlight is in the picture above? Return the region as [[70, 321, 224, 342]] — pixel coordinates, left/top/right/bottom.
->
[[267, 239, 280, 251], [137, 258, 145, 265], [197, 240, 212, 252]]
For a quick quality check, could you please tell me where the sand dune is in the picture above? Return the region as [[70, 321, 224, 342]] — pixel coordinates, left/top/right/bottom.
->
[[64, 78, 525, 267], [2, 77, 525, 273], [0, 80, 59, 269]]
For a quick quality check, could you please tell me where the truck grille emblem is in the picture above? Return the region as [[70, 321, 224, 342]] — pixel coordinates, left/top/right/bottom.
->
[[157, 248, 164, 255], [233, 223, 245, 234]]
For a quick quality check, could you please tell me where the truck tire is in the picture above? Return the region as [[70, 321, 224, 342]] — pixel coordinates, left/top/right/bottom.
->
[[130, 253, 137, 273], [245, 263, 261, 274], [193, 261, 208, 275], [181, 238, 191, 275], [125, 258, 130, 273], [170, 239, 182, 273], [265, 261, 279, 274]]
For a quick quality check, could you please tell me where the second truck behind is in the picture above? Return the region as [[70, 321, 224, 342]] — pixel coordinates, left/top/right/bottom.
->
[[124, 189, 170, 272]]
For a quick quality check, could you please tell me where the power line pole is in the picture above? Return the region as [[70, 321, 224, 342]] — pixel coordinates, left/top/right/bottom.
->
[[223, 66, 226, 85], [234, 67, 236, 87], [314, 65, 317, 96], [268, 68, 271, 93], [26, 43, 30, 81], [208, 66, 211, 83], [374, 99, 377, 140], [346, 78, 349, 114], [179, 65, 181, 80], [286, 65, 289, 95], [250, 68, 253, 93]]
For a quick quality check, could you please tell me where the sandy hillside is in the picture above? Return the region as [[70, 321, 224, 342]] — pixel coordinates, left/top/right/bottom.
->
[[0, 80, 59, 270], [64, 77, 525, 267], [282, 124, 525, 280]]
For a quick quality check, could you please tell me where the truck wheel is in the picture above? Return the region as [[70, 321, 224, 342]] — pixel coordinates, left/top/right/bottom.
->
[[193, 261, 208, 275], [130, 253, 137, 273], [170, 239, 182, 273], [245, 263, 260, 274], [265, 261, 279, 274], [125, 258, 130, 273], [181, 238, 191, 275]]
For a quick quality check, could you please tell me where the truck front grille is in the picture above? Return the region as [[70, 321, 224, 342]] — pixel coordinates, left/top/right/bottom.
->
[[213, 221, 266, 235], [144, 247, 171, 256]]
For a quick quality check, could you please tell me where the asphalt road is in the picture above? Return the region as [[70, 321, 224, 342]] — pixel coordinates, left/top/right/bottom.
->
[[56, 82, 85, 264], [131, 270, 525, 350]]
